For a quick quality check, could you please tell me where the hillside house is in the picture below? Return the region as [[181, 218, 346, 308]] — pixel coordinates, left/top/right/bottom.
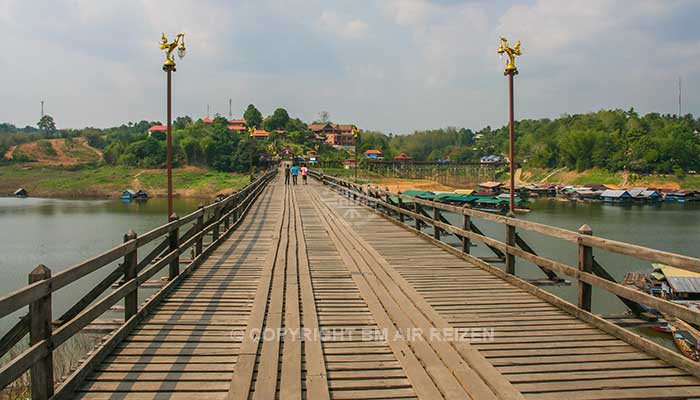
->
[[364, 149, 382, 159], [309, 123, 357, 147]]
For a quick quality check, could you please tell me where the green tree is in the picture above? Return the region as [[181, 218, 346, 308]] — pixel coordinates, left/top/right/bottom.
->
[[243, 104, 263, 129], [174, 116, 193, 130], [37, 115, 57, 137], [262, 108, 290, 131]]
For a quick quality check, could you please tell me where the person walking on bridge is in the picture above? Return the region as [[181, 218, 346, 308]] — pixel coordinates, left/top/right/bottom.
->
[[284, 164, 290, 185], [291, 164, 299, 185], [301, 164, 308, 185]]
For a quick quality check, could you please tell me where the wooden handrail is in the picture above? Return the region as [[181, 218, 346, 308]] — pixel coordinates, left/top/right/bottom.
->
[[314, 171, 700, 272], [311, 170, 700, 326], [0, 169, 277, 397]]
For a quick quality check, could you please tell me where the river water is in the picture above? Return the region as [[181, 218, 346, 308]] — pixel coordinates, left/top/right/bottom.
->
[[1, 196, 698, 348], [0, 197, 202, 334]]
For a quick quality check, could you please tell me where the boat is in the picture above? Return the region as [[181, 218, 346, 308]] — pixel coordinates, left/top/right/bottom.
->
[[622, 266, 700, 361], [669, 319, 700, 361]]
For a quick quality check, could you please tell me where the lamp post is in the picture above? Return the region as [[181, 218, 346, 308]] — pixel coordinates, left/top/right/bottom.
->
[[248, 126, 256, 182], [352, 126, 360, 182], [497, 37, 521, 216], [159, 33, 186, 218]]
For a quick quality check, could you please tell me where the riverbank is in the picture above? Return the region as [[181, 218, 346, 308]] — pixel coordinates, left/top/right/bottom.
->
[[0, 164, 250, 199], [520, 167, 700, 189]]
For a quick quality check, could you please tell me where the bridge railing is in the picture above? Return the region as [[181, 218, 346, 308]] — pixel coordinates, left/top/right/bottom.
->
[[310, 170, 700, 377], [0, 170, 276, 399]]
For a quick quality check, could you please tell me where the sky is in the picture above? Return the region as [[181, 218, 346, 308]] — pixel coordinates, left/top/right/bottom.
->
[[1, 0, 699, 134]]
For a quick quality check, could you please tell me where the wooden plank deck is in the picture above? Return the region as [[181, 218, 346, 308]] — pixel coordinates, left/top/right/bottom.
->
[[72, 176, 700, 400]]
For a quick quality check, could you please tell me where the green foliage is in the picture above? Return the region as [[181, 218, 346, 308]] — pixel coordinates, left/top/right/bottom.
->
[[262, 108, 290, 131], [37, 115, 57, 137], [243, 104, 263, 128]]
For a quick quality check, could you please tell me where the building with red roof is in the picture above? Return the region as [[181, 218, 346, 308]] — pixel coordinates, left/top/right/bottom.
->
[[147, 125, 167, 137], [394, 153, 411, 160], [252, 129, 269, 138], [308, 123, 356, 147], [202, 117, 213, 124], [227, 125, 247, 132], [363, 149, 382, 159]]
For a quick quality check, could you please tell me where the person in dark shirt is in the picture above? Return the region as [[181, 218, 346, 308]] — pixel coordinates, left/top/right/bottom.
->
[[284, 165, 290, 185]]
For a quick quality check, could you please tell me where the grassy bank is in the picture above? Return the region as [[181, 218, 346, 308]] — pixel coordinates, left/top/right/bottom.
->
[[0, 164, 250, 198], [521, 167, 700, 189]]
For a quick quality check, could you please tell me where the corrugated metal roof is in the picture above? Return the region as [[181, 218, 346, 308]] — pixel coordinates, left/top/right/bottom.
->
[[654, 264, 700, 294], [600, 190, 630, 198]]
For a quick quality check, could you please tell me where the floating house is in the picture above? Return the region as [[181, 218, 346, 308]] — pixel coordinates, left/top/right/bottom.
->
[[575, 189, 602, 201], [121, 189, 137, 200], [600, 189, 632, 203], [135, 190, 149, 200], [13, 188, 28, 198], [652, 264, 700, 300], [664, 190, 699, 202], [478, 181, 503, 194]]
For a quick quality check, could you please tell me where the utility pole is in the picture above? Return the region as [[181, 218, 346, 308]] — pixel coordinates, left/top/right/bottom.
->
[[40, 101, 44, 118], [678, 76, 682, 117], [207, 104, 210, 119], [229, 99, 232, 118]]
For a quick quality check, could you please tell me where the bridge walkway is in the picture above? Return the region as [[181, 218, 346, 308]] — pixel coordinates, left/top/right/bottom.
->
[[72, 176, 700, 400]]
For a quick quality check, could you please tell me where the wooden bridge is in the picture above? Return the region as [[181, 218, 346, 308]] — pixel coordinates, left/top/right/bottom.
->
[[2, 168, 700, 399]]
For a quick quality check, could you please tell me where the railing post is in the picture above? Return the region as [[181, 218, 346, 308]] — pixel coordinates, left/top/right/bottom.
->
[[195, 204, 204, 256], [123, 230, 138, 321], [414, 202, 420, 231], [397, 192, 404, 223], [212, 203, 221, 241], [384, 189, 391, 217], [505, 223, 516, 274], [223, 200, 231, 231], [433, 205, 441, 241], [578, 224, 593, 312], [29, 264, 53, 400], [462, 212, 471, 254], [169, 213, 179, 280]]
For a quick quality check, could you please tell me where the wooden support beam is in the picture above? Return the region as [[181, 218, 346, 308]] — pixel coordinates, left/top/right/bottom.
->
[[195, 204, 204, 256], [514, 232, 559, 281], [433, 206, 441, 241], [168, 213, 179, 280], [505, 224, 516, 275], [578, 224, 593, 312], [123, 230, 138, 320], [592, 259, 647, 317], [29, 265, 53, 400], [462, 213, 471, 254]]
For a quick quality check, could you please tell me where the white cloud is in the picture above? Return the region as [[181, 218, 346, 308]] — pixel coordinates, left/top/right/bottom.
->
[[315, 10, 369, 38]]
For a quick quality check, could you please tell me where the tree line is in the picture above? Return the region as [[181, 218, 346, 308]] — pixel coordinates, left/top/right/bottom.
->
[[3, 108, 700, 175]]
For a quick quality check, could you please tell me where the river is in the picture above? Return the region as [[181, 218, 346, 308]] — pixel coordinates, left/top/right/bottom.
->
[[1, 196, 699, 348], [0, 196, 202, 334]]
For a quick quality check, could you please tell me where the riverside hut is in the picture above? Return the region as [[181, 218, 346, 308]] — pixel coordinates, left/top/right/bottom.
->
[[13, 188, 28, 198], [600, 189, 632, 203]]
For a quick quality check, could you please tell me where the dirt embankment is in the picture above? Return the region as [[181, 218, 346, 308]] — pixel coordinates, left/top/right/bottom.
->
[[3, 138, 102, 165]]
